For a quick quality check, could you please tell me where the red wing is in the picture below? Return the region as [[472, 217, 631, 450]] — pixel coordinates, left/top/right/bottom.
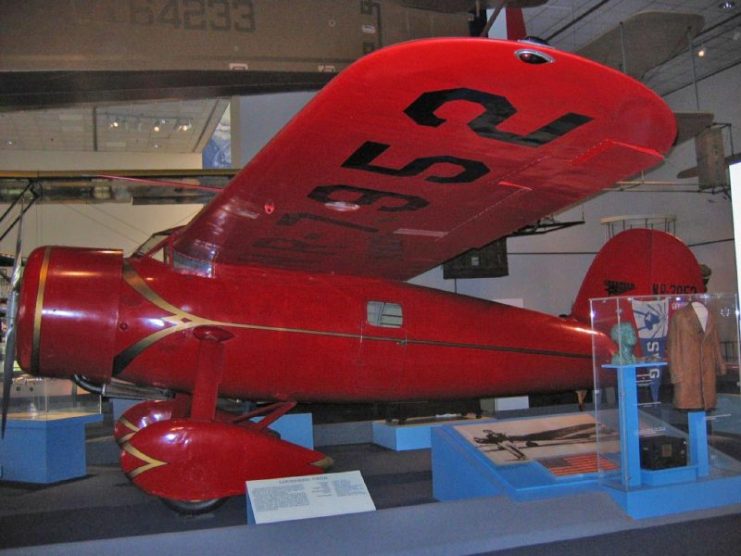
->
[[173, 38, 675, 280]]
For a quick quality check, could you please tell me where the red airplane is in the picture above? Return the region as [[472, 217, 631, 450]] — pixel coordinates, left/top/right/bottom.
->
[[4, 37, 705, 512]]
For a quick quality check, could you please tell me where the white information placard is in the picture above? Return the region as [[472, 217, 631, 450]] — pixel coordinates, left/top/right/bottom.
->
[[246, 470, 376, 524]]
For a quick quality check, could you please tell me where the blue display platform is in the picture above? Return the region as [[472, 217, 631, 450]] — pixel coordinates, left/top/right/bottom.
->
[[253, 413, 314, 449], [373, 416, 479, 451], [606, 473, 741, 519], [0, 412, 102, 484], [432, 410, 741, 519], [598, 363, 741, 519], [431, 415, 603, 503]]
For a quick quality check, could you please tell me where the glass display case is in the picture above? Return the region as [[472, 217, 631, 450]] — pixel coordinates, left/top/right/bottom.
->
[[590, 293, 741, 493], [2, 374, 101, 420]]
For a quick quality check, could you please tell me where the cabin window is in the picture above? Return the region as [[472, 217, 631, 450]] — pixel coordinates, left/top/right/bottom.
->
[[367, 301, 403, 328], [172, 250, 214, 278]]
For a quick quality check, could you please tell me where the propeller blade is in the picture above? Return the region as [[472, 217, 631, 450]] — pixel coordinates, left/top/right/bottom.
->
[[1, 325, 17, 437], [1, 201, 24, 438], [10, 205, 23, 291]]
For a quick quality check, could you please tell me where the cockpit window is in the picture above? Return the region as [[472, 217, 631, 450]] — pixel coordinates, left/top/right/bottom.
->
[[135, 233, 169, 257], [172, 250, 214, 278]]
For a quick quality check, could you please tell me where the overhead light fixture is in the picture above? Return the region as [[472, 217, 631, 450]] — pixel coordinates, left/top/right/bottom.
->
[[6, 139, 15, 146], [109, 117, 122, 129], [697, 44, 706, 57], [153, 143, 160, 149], [152, 119, 166, 133], [176, 119, 193, 132], [719, 1, 736, 10]]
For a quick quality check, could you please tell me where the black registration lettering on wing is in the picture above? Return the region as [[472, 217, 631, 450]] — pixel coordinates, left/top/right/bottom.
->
[[278, 212, 378, 233], [253, 85, 588, 264], [342, 141, 489, 183], [253, 237, 332, 255], [308, 185, 429, 213], [404, 87, 591, 147], [369, 236, 404, 260]]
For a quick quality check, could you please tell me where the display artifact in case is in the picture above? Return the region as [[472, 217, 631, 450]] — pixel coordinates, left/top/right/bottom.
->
[[590, 293, 741, 518], [1, 374, 101, 420]]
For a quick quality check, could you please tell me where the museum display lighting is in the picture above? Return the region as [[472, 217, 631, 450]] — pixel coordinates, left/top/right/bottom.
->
[[176, 119, 193, 132], [719, 1, 736, 11]]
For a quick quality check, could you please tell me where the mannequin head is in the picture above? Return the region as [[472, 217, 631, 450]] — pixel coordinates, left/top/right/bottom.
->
[[610, 322, 638, 365]]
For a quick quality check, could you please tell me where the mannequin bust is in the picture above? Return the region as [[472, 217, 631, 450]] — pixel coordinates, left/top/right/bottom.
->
[[610, 322, 638, 365]]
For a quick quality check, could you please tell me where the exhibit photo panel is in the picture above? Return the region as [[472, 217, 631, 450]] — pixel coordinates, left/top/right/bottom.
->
[[590, 293, 741, 494]]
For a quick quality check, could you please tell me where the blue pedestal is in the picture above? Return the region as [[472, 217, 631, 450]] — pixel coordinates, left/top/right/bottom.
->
[[604, 362, 671, 488], [373, 417, 476, 451], [111, 398, 139, 422], [252, 413, 314, 449], [0, 413, 102, 483], [607, 474, 741, 519], [431, 426, 504, 501], [601, 363, 741, 518]]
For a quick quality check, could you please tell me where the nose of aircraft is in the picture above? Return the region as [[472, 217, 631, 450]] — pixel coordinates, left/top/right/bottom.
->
[[16, 246, 123, 382]]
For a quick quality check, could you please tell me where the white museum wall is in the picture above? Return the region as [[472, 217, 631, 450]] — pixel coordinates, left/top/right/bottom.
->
[[0, 203, 204, 256], [0, 151, 203, 256]]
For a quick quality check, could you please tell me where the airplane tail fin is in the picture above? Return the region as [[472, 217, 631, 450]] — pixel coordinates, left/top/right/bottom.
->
[[570, 229, 705, 324]]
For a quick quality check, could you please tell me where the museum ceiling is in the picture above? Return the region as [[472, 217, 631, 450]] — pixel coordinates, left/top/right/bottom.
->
[[0, 0, 738, 205]]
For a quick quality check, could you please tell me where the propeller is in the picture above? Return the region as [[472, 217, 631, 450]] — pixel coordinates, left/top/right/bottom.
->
[[1, 201, 24, 438]]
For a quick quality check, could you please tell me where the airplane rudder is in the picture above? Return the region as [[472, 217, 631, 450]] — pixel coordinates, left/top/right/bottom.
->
[[570, 229, 704, 323]]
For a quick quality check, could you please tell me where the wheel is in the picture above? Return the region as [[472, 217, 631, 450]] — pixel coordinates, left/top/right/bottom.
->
[[161, 497, 227, 515]]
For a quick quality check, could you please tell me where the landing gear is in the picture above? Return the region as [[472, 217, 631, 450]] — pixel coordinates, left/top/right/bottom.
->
[[117, 326, 332, 510], [161, 497, 226, 515], [120, 417, 331, 505]]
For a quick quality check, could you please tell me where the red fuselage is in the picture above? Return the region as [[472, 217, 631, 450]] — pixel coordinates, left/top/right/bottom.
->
[[17, 246, 609, 402]]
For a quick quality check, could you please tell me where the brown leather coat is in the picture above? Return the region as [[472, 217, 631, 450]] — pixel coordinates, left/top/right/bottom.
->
[[667, 303, 727, 410]]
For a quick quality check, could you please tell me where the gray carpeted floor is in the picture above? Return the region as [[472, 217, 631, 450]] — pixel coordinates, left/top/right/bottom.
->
[[1, 410, 739, 554]]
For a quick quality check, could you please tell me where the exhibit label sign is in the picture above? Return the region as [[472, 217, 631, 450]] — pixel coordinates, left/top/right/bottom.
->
[[246, 470, 375, 524]]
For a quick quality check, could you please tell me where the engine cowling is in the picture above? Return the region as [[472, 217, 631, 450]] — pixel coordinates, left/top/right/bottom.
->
[[16, 246, 123, 382]]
